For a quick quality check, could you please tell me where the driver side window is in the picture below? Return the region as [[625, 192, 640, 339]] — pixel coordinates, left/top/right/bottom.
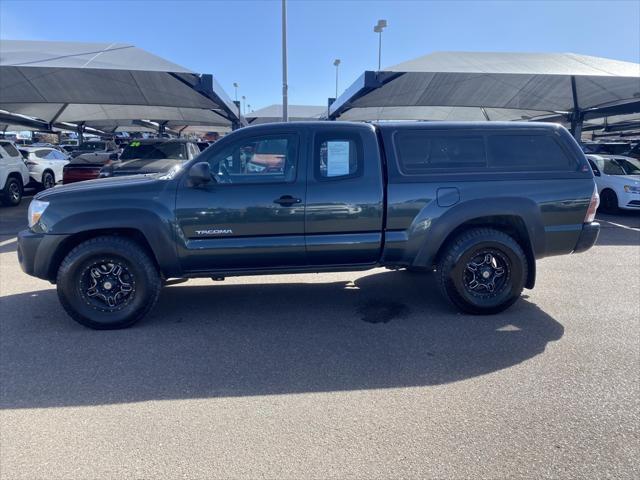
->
[[205, 134, 298, 184]]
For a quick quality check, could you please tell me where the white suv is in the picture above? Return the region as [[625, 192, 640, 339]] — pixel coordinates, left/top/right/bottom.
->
[[18, 146, 70, 190], [0, 140, 30, 207]]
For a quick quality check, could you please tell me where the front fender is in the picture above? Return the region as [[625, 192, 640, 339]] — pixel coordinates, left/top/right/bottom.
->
[[42, 203, 181, 277]]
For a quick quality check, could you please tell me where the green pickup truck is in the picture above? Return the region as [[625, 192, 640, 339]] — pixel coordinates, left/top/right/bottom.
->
[[18, 122, 600, 329]]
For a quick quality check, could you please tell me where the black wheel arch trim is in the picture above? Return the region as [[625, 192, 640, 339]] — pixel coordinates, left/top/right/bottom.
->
[[37, 208, 181, 281], [405, 197, 543, 288]]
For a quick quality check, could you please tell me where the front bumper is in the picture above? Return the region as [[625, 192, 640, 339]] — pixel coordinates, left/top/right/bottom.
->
[[573, 222, 600, 254], [17, 229, 69, 281], [617, 190, 640, 210]]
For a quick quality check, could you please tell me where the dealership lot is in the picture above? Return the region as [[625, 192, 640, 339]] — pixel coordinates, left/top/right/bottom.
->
[[0, 200, 638, 479]]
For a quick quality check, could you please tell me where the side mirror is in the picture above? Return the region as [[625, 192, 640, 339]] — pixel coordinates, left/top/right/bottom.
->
[[188, 162, 212, 186], [593, 169, 601, 177], [109, 153, 119, 161]]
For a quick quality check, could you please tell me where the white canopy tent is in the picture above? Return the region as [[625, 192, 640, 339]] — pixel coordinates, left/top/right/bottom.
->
[[330, 51, 640, 138], [337, 106, 555, 122], [246, 104, 326, 124], [0, 40, 241, 137]]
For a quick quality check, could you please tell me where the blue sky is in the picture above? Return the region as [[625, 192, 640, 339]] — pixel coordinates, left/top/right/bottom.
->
[[1, 0, 639, 111]]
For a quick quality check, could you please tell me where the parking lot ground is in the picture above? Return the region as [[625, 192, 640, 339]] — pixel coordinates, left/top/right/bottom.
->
[[1, 201, 639, 479]]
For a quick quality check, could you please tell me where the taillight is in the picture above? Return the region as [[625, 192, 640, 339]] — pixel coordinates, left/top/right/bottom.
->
[[585, 185, 599, 223]]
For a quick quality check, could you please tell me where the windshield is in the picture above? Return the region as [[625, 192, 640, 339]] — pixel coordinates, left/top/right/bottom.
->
[[603, 157, 640, 175], [78, 142, 106, 151], [120, 142, 187, 161]]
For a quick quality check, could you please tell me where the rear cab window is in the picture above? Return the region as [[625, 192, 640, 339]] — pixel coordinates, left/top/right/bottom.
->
[[393, 127, 579, 176], [487, 134, 575, 171], [395, 132, 485, 173]]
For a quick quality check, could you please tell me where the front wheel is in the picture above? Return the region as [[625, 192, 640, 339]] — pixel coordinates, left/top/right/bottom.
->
[[56, 236, 162, 329], [599, 189, 619, 214], [436, 228, 528, 315]]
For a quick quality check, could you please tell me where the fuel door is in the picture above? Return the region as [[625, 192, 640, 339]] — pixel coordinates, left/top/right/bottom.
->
[[437, 187, 460, 207]]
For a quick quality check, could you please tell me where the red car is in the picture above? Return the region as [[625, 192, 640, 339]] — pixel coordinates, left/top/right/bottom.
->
[[62, 154, 119, 184]]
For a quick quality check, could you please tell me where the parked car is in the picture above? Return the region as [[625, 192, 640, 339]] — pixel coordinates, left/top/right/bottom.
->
[[99, 139, 200, 178], [0, 140, 30, 206], [18, 121, 600, 329], [70, 140, 119, 163], [624, 142, 640, 160], [63, 154, 121, 184], [60, 144, 79, 154], [587, 154, 640, 213], [19, 146, 70, 189], [582, 142, 630, 155]]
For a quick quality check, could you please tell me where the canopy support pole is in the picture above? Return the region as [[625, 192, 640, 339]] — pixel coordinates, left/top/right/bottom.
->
[[569, 76, 584, 142], [232, 101, 242, 130], [77, 123, 85, 144], [178, 126, 189, 137], [48, 103, 69, 128]]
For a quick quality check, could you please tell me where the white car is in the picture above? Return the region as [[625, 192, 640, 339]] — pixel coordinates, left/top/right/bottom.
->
[[19, 146, 70, 190], [0, 140, 30, 206], [586, 154, 640, 213]]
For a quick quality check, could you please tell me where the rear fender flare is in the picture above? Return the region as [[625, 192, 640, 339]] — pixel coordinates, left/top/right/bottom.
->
[[409, 197, 545, 268]]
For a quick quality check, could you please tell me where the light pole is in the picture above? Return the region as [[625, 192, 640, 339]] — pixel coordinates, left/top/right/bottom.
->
[[282, 0, 288, 122], [333, 59, 341, 98], [233, 82, 239, 102], [373, 19, 387, 71], [241, 95, 246, 116], [247, 104, 251, 113]]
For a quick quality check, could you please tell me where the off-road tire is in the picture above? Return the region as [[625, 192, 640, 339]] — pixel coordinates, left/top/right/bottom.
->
[[436, 228, 528, 315], [56, 236, 162, 329]]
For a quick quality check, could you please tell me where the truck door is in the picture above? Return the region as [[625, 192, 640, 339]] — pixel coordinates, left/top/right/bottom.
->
[[175, 130, 307, 272], [305, 125, 385, 265]]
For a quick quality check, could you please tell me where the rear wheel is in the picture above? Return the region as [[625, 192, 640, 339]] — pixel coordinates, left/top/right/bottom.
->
[[41, 171, 55, 189], [56, 236, 162, 329], [436, 228, 527, 315], [1, 176, 23, 206], [599, 189, 619, 214]]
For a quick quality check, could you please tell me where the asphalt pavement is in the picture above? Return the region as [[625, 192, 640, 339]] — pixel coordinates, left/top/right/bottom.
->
[[1, 199, 638, 479]]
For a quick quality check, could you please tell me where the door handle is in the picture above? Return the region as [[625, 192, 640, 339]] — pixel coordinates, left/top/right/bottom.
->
[[274, 195, 302, 206]]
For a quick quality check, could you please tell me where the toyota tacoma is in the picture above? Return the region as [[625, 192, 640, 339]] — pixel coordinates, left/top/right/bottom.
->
[[18, 122, 600, 329]]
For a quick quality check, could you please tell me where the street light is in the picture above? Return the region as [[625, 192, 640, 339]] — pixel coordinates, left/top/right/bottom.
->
[[282, 0, 288, 122], [241, 95, 246, 115], [373, 19, 387, 71], [233, 82, 239, 101], [333, 59, 341, 98]]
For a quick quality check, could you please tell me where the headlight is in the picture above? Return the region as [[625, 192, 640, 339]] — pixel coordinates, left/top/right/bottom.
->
[[28, 199, 49, 228], [623, 185, 640, 193]]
